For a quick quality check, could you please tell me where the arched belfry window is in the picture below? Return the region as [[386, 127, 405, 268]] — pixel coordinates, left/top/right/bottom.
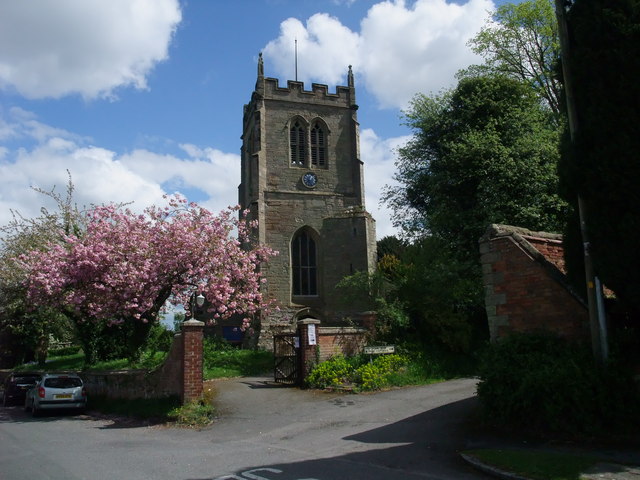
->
[[292, 230, 318, 296], [310, 122, 326, 167], [290, 120, 305, 165]]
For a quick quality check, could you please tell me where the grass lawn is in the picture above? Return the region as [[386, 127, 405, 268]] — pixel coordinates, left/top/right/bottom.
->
[[463, 449, 613, 480], [15, 350, 168, 372], [204, 348, 272, 379]]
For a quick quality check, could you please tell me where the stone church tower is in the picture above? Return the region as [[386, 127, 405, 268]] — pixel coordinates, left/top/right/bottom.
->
[[239, 54, 376, 345]]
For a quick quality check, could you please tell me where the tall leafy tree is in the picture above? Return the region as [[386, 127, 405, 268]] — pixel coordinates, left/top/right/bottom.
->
[[468, 0, 561, 121], [560, 0, 640, 313], [382, 75, 566, 350], [0, 179, 82, 366], [385, 74, 566, 258]]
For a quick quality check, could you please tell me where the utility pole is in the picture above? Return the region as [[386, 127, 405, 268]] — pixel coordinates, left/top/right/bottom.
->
[[555, 0, 607, 364]]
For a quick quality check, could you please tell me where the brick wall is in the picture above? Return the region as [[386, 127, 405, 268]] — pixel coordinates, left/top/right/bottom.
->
[[80, 320, 204, 405], [480, 224, 589, 342], [79, 332, 182, 400], [294, 320, 370, 384], [317, 326, 370, 362]]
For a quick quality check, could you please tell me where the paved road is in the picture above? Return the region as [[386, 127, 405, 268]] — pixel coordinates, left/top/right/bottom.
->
[[0, 377, 489, 480]]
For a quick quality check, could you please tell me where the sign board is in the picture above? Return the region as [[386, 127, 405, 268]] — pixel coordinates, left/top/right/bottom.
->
[[307, 324, 317, 345], [364, 345, 395, 355]]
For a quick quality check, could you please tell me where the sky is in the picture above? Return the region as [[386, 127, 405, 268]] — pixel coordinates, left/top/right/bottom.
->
[[0, 0, 512, 240]]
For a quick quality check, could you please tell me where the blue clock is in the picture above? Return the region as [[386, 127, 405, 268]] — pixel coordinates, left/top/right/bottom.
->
[[302, 172, 318, 188]]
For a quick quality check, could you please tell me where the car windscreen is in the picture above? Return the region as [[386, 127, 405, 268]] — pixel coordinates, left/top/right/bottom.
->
[[13, 376, 40, 385], [44, 377, 82, 388]]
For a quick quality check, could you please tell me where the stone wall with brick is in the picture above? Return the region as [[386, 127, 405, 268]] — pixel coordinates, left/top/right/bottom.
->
[[79, 332, 182, 400], [480, 224, 589, 342], [293, 319, 370, 385], [80, 321, 204, 405], [317, 326, 370, 362]]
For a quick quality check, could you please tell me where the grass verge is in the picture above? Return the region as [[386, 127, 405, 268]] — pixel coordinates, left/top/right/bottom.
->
[[463, 449, 608, 480], [204, 348, 272, 379]]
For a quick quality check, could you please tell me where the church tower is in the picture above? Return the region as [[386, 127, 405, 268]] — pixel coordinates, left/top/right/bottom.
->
[[239, 54, 376, 344]]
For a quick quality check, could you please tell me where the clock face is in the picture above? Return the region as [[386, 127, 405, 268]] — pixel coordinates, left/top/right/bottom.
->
[[302, 172, 318, 188]]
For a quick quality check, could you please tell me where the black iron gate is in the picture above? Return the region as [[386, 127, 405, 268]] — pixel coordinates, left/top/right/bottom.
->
[[273, 333, 298, 384]]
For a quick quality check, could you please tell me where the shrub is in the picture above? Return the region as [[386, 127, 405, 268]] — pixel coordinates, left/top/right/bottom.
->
[[477, 333, 640, 437], [48, 345, 81, 357], [306, 354, 408, 391], [354, 354, 408, 391], [306, 355, 354, 389], [146, 323, 174, 352]]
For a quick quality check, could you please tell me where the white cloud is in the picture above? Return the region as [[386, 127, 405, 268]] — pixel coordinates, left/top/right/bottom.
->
[[263, 14, 360, 86], [263, 0, 492, 109], [0, 108, 404, 241], [0, 111, 239, 229], [0, 0, 182, 99], [360, 128, 411, 239]]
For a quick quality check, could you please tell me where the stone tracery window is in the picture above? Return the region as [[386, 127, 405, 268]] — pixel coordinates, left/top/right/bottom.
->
[[292, 230, 318, 296], [310, 122, 326, 167], [290, 120, 305, 165]]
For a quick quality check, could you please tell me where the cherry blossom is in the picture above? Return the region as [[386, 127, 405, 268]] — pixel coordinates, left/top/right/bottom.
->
[[21, 195, 277, 329]]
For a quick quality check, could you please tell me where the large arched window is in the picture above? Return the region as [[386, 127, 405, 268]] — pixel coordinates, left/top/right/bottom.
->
[[290, 120, 305, 166], [310, 122, 326, 167], [292, 230, 318, 296]]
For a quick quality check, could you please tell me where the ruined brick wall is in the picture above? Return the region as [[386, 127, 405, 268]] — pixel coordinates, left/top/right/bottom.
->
[[480, 224, 589, 342]]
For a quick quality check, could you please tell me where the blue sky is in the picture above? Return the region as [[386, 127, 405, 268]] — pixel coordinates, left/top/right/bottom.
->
[[0, 0, 513, 239]]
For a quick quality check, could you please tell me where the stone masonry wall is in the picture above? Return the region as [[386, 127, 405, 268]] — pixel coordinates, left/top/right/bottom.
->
[[81, 333, 182, 400], [239, 65, 377, 348], [81, 322, 203, 404], [480, 224, 589, 342]]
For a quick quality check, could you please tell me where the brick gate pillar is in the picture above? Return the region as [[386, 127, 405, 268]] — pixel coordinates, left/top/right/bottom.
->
[[181, 319, 204, 404], [297, 318, 320, 386]]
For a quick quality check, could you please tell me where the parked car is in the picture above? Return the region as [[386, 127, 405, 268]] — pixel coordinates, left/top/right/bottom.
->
[[2, 372, 42, 407], [25, 373, 87, 416]]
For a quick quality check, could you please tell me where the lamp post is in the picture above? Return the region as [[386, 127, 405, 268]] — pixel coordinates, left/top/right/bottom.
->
[[190, 293, 205, 322]]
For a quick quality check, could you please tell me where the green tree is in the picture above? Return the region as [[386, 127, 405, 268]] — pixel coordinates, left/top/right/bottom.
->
[[376, 235, 407, 261], [385, 74, 566, 257], [173, 312, 186, 332], [468, 0, 562, 120], [382, 75, 566, 351], [396, 238, 486, 352], [559, 0, 640, 314], [0, 179, 82, 366]]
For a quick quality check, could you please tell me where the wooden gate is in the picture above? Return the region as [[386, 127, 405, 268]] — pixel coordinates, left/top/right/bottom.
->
[[273, 333, 298, 384]]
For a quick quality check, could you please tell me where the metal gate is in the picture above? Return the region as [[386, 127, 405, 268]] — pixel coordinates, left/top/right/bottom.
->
[[273, 333, 298, 384]]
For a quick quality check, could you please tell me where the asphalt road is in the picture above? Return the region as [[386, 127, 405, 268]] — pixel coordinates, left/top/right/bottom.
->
[[0, 377, 490, 480]]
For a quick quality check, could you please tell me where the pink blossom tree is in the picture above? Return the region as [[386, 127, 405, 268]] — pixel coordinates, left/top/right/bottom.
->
[[20, 195, 276, 363]]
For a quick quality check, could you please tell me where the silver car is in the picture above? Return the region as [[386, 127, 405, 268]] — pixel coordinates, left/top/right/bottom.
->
[[25, 373, 87, 416]]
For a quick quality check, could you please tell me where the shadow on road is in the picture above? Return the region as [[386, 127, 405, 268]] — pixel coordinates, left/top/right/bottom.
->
[[186, 397, 489, 480], [0, 405, 92, 424]]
